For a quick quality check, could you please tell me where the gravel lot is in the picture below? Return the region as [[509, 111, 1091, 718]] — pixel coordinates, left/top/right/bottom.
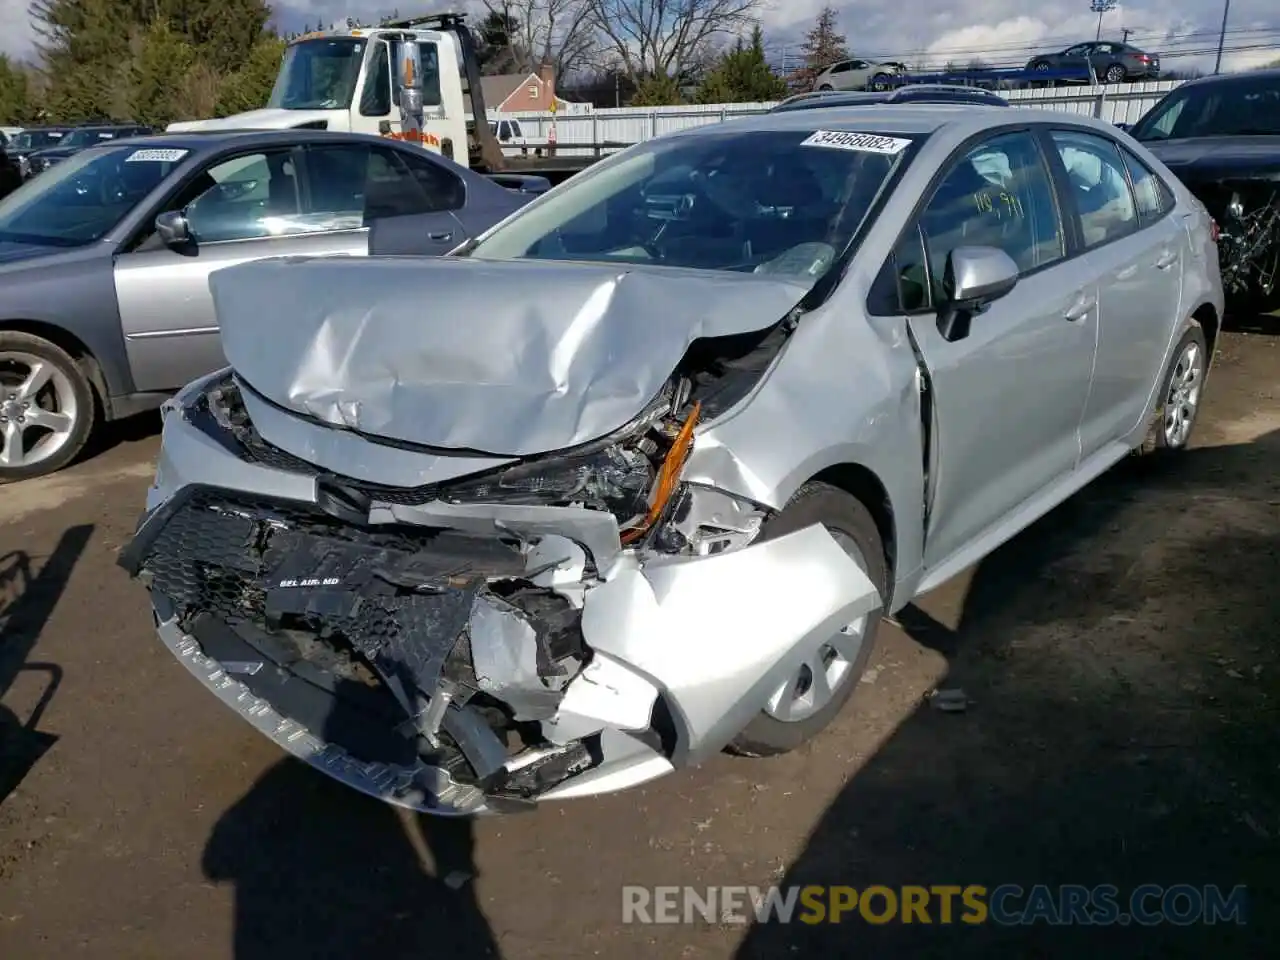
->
[[1, 326, 1278, 959]]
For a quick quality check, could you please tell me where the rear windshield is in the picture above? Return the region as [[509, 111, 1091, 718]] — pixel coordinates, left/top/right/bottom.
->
[[1133, 75, 1280, 140], [467, 128, 916, 284]]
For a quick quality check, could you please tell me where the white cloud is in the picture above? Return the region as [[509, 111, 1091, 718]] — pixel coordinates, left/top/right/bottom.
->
[[759, 0, 1279, 75]]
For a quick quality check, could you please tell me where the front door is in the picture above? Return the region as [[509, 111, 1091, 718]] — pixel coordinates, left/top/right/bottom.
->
[[114, 148, 368, 393], [1048, 129, 1185, 454], [897, 130, 1097, 570]]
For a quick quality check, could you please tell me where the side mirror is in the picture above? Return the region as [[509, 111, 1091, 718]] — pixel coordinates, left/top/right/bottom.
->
[[937, 246, 1018, 342], [155, 210, 192, 249]]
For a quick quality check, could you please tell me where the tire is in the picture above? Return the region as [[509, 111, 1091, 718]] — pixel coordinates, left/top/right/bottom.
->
[[729, 483, 889, 758], [870, 73, 891, 92], [1105, 64, 1126, 84], [0, 331, 96, 483], [817, 84, 834, 92], [1137, 321, 1207, 456]]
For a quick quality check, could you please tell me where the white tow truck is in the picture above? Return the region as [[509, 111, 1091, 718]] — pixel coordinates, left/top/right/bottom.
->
[[167, 11, 596, 186]]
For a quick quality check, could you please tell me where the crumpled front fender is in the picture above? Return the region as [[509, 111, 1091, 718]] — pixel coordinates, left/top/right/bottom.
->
[[581, 523, 881, 766]]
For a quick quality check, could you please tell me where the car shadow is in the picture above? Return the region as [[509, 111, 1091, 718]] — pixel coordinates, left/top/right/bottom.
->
[[202, 679, 502, 959], [0, 525, 93, 804], [734, 433, 1280, 957], [77, 409, 163, 464]]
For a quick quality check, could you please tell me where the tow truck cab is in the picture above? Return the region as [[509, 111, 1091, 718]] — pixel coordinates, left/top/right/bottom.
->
[[168, 13, 593, 185]]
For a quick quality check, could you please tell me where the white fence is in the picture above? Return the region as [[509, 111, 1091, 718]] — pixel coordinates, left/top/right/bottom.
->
[[494, 80, 1181, 156]]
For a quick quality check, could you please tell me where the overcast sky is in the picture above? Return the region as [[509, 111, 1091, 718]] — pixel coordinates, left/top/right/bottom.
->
[[2, 0, 1275, 73]]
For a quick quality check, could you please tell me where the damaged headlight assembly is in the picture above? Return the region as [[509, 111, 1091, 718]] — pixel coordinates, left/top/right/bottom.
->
[[125, 364, 781, 816]]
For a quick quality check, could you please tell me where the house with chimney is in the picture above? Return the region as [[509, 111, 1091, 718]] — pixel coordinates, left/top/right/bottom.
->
[[480, 61, 580, 113]]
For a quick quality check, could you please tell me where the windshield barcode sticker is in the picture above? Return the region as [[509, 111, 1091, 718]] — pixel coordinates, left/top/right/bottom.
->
[[126, 148, 189, 163], [801, 131, 911, 154]]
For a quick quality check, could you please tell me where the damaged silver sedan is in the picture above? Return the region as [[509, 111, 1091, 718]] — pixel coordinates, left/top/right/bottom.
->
[[120, 106, 1225, 815]]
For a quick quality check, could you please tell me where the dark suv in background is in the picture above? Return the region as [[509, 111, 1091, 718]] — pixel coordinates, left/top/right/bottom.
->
[[23, 124, 153, 179]]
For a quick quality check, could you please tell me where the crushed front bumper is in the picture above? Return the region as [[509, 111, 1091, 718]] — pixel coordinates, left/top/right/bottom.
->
[[122, 404, 880, 815]]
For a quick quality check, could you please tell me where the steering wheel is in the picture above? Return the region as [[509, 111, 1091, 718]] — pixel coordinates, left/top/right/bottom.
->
[[690, 168, 762, 220]]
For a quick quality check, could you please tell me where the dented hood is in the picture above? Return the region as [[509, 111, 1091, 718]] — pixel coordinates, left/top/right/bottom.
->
[[209, 256, 811, 457]]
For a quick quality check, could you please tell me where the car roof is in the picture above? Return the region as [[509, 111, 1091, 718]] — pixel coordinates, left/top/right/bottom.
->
[[681, 102, 1078, 138], [1175, 67, 1280, 89], [76, 128, 420, 154], [773, 86, 1006, 112]]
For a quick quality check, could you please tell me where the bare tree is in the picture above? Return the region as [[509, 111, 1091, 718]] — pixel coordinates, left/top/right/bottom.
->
[[482, 0, 600, 80], [584, 0, 765, 85]]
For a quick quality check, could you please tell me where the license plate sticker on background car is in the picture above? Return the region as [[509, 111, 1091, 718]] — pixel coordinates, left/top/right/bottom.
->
[[800, 131, 912, 155]]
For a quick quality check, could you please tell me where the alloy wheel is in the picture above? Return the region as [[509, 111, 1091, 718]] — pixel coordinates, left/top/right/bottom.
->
[[0, 351, 80, 470]]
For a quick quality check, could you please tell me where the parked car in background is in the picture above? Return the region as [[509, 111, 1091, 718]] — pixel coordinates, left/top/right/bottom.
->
[[23, 124, 153, 179], [1129, 68, 1280, 313], [773, 84, 1008, 112], [489, 117, 527, 149], [6, 127, 71, 178], [1026, 41, 1160, 84], [0, 128, 540, 481], [812, 57, 906, 92], [119, 105, 1222, 817]]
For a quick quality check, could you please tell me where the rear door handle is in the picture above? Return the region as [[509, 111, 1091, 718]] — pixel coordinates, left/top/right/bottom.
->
[[1064, 292, 1096, 321], [1155, 249, 1178, 269], [428, 231, 453, 241]]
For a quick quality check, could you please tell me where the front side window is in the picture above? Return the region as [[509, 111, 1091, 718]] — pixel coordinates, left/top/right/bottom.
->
[[268, 38, 366, 111], [1131, 75, 1280, 140], [910, 130, 1064, 305], [389, 39, 443, 108], [184, 151, 304, 242], [0, 144, 184, 246], [359, 41, 392, 116], [467, 128, 913, 284], [1050, 130, 1138, 247]]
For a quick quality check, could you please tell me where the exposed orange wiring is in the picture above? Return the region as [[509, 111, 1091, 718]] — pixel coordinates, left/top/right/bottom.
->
[[620, 402, 701, 545]]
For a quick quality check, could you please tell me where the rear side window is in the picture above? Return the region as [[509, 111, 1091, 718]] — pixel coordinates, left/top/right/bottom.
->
[[1050, 130, 1138, 248], [1119, 147, 1175, 224]]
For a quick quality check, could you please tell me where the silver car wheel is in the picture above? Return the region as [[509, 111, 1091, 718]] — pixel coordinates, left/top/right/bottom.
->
[[1163, 340, 1203, 448], [764, 529, 870, 723], [0, 351, 80, 469]]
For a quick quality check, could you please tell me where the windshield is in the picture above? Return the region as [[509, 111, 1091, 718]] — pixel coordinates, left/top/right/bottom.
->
[[10, 130, 64, 152], [467, 128, 914, 283], [1132, 75, 1280, 140], [268, 37, 366, 110], [0, 144, 186, 246], [59, 128, 119, 148]]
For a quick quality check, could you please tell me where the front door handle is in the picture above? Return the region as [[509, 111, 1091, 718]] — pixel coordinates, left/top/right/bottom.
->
[[428, 231, 453, 242], [1155, 249, 1178, 269], [1064, 292, 1096, 321]]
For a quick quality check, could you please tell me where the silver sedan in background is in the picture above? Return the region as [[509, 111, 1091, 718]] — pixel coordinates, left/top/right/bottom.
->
[[121, 105, 1223, 816]]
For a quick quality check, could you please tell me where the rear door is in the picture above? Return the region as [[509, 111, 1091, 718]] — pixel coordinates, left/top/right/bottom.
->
[[876, 129, 1096, 570], [1046, 129, 1183, 455], [364, 144, 473, 255], [114, 147, 368, 392]]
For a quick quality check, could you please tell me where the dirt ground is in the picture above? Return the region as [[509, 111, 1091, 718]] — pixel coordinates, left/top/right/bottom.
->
[[1, 324, 1277, 959]]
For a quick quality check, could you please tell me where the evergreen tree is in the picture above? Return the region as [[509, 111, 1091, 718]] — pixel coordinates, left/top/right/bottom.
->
[[0, 56, 31, 124], [695, 26, 786, 103], [630, 72, 683, 106], [216, 33, 286, 115], [792, 5, 848, 90]]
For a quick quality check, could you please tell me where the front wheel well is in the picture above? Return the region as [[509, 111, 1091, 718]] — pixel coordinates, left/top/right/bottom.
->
[[0, 319, 107, 417], [808, 463, 897, 604]]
